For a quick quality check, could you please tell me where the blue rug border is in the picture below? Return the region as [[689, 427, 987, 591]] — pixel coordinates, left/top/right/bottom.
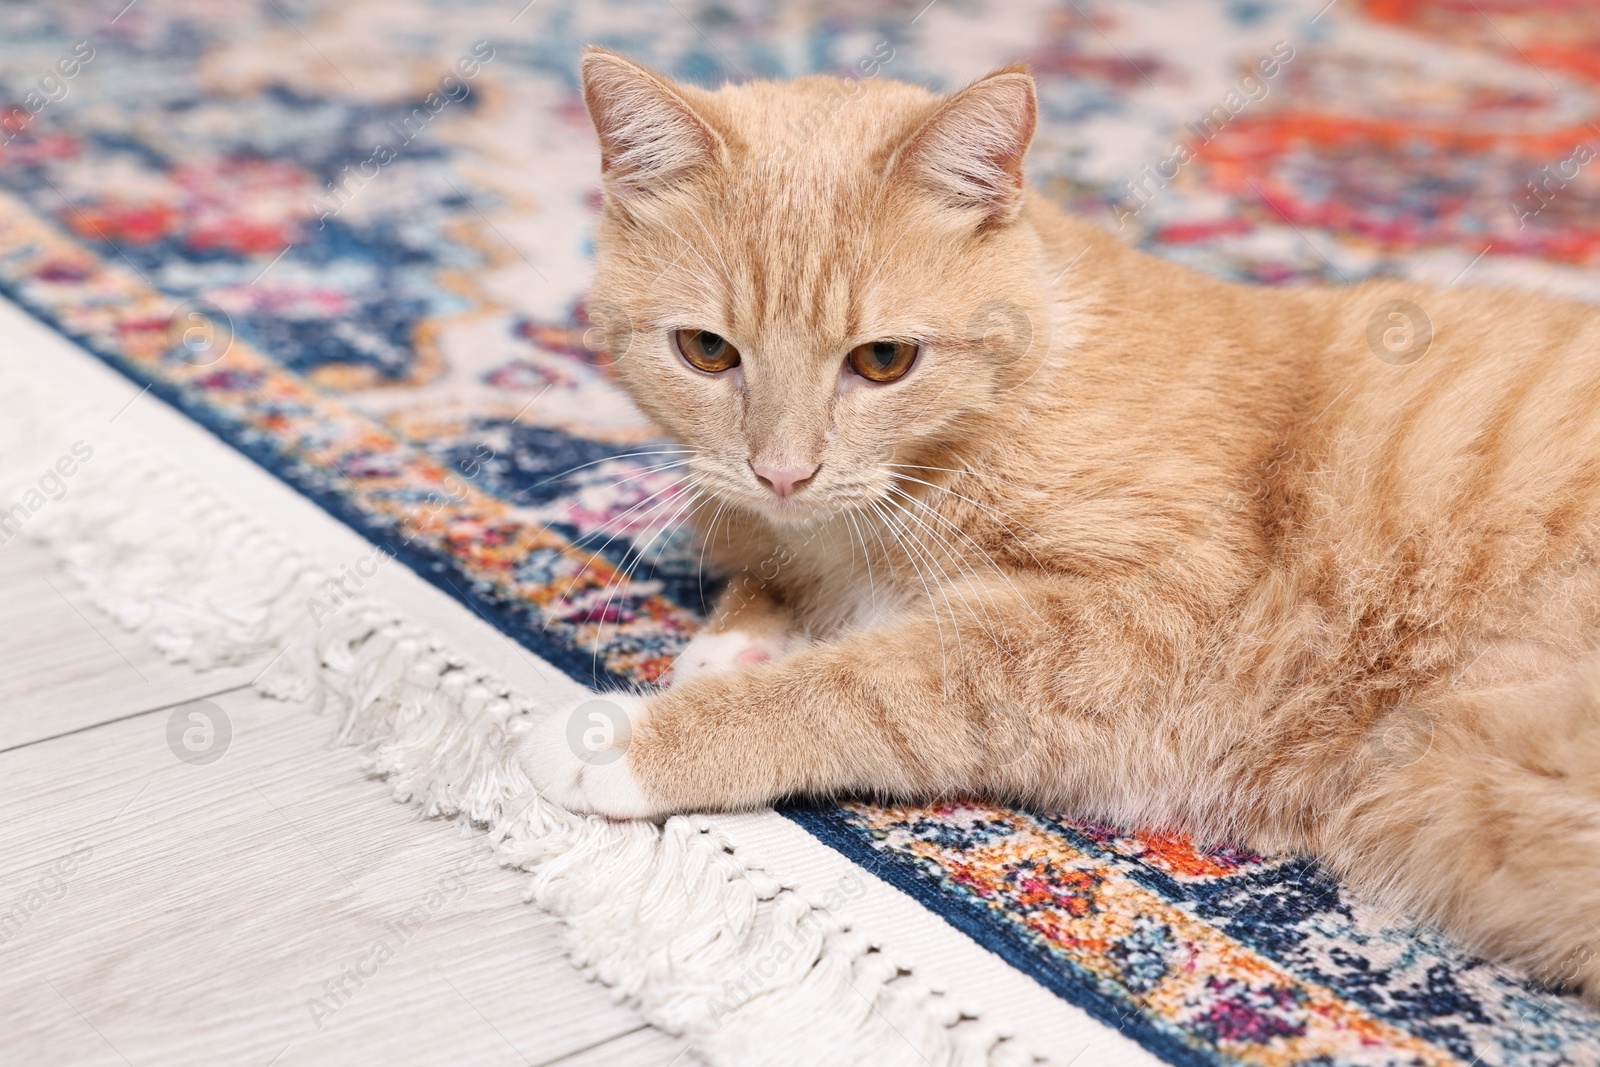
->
[[0, 275, 630, 693], [8, 255, 1199, 1067], [784, 806, 1218, 1067]]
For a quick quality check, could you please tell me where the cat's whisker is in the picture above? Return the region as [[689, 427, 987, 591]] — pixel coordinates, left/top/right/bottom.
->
[[586, 495, 706, 672], [566, 485, 695, 595], [857, 211, 920, 301], [884, 461, 1034, 493], [839, 504, 859, 577], [883, 469, 1053, 573], [545, 474, 700, 625], [849, 176, 897, 283], [611, 259, 723, 308], [512, 447, 697, 502], [568, 459, 700, 503], [857, 502, 908, 627], [506, 462, 692, 582], [596, 474, 711, 590], [884, 481, 1009, 580], [894, 498, 1017, 664], [695, 498, 731, 613], [866, 498, 950, 674], [648, 220, 722, 282], [841, 507, 877, 617], [593, 489, 721, 669], [652, 216, 732, 296], [888, 511, 975, 695], [588, 478, 715, 667], [611, 250, 698, 275], [566, 468, 694, 556], [884, 469, 1046, 543], [884, 481, 1040, 634], [680, 210, 741, 298], [867, 498, 958, 679], [883, 485, 1011, 637], [880, 491, 1008, 655]]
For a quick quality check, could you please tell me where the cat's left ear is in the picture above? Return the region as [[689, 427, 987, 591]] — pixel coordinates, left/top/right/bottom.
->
[[895, 66, 1038, 225], [579, 47, 725, 200]]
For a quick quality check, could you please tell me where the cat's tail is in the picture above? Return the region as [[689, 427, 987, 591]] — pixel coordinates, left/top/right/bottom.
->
[[1318, 653, 1600, 1001]]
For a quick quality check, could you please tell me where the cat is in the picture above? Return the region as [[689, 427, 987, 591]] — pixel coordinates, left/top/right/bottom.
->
[[520, 47, 1600, 1001]]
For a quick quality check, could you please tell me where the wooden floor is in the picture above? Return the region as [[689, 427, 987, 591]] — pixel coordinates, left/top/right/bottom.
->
[[0, 539, 694, 1066]]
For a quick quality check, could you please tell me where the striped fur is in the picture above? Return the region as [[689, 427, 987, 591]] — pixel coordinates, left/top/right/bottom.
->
[[539, 51, 1600, 998]]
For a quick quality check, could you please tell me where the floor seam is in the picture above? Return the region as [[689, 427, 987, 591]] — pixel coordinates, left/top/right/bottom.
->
[[0, 681, 257, 756], [534, 1024, 659, 1066]]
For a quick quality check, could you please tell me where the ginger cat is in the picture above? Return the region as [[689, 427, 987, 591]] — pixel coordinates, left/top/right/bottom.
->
[[521, 48, 1600, 999]]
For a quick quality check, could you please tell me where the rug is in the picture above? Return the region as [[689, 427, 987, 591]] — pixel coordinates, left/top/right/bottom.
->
[[1, 0, 1599, 1064]]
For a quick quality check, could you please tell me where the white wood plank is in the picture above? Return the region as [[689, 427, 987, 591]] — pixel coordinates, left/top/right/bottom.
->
[[547, 1025, 699, 1066], [0, 686, 668, 1066], [0, 539, 270, 750]]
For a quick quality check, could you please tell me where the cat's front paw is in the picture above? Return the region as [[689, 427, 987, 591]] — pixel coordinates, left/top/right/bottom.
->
[[669, 628, 794, 685], [516, 693, 663, 819]]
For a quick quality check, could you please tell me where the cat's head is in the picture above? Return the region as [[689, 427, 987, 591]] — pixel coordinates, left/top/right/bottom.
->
[[579, 49, 1047, 525]]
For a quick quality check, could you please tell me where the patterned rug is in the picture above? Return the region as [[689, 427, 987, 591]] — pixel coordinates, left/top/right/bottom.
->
[[3, 1, 1599, 1063]]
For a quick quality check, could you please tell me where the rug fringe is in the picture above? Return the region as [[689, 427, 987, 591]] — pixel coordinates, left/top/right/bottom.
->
[[0, 377, 1039, 1067]]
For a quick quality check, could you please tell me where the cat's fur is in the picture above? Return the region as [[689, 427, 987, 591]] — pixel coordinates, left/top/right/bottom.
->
[[521, 49, 1600, 999]]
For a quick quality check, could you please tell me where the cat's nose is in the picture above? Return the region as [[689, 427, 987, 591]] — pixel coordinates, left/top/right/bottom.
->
[[751, 461, 819, 499]]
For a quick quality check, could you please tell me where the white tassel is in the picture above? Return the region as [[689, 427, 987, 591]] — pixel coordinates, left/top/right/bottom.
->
[[0, 373, 1048, 1067]]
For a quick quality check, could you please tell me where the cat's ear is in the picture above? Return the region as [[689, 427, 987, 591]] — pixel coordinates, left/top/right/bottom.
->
[[579, 48, 722, 198], [895, 66, 1037, 225]]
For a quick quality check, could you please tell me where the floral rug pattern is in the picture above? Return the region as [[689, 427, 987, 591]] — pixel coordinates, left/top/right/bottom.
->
[[2, 0, 1598, 1063]]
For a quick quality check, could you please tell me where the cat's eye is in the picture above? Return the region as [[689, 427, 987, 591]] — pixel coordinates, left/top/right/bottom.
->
[[847, 340, 919, 383], [674, 329, 741, 374]]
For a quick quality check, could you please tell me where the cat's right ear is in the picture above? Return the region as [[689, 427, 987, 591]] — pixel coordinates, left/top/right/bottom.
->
[[894, 66, 1038, 226], [579, 48, 722, 199]]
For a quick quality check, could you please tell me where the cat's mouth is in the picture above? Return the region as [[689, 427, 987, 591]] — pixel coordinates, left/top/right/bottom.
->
[[741, 460, 829, 522], [693, 462, 851, 525], [752, 491, 826, 524]]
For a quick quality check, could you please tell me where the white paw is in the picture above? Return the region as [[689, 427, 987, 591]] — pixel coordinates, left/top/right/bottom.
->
[[515, 693, 661, 819], [669, 628, 790, 685]]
